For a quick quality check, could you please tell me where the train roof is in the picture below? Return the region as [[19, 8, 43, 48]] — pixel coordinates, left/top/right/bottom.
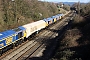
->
[[57, 14, 63, 16], [51, 16, 56, 18], [12, 26, 25, 32], [0, 30, 15, 40], [22, 20, 46, 28], [43, 17, 53, 22], [55, 15, 59, 17], [18, 26, 26, 30]]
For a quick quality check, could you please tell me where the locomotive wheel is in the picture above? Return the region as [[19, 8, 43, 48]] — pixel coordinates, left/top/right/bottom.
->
[[24, 37, 27, 41], [14, 41, 18, 47], [18, 40, 22, 45], [0, 50, 2, 56], [3, 47, 7, 53]]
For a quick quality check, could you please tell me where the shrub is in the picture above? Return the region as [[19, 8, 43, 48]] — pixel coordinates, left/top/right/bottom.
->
[[0, 0, 64, 31]]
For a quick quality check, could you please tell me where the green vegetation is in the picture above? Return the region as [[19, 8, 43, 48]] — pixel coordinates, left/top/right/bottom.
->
[[57, 3, 70, 13], [63, 4, 70, 11], [51, 2, 90, 60], [0, 0, 69, 32], [80, 3, 90, 16], [51, 49, 75, 60]]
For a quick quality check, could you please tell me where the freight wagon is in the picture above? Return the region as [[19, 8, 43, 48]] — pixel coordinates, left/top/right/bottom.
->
[[0, 13, 64, 56]]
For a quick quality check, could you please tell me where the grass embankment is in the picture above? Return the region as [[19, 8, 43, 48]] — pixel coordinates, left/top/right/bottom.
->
[[51, 14, 90, 60]]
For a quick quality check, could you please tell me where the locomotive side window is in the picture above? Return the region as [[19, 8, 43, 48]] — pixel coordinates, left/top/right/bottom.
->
[[48, 21, 49, 24], [53, 19, 54, 22], [18, 32, 22, 38], [13, 28, 21, 32], [13, 28, 23, 39]]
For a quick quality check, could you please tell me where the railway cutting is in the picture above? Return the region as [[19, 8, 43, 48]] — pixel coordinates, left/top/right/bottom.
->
[[0, 12, 75, 60]]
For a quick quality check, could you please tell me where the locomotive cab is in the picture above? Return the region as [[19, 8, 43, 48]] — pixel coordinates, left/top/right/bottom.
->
[[12, 26, 26, 46]]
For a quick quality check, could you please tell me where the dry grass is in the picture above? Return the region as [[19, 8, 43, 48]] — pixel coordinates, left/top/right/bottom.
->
[[73, 14, 84, 24], [51, 14, 90, 60], [61, 29, 82, 49], [59, 8, 67, 14]]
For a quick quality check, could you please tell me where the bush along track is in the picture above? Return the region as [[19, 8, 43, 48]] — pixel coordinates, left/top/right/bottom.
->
[[51, 13, 90, 60]]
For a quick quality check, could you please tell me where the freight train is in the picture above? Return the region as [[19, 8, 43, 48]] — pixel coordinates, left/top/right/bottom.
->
[[0, 14, 63, 56]]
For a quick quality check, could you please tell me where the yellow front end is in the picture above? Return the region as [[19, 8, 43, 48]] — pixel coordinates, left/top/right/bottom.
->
[[59, 16, 61, 19], [23, 31, 27, 38], [54, 18, 56, 22], [46, 23, 48, 26]]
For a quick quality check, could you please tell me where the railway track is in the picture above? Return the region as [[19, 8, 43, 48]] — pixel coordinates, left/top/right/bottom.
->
[[0, 12, 74, 60]]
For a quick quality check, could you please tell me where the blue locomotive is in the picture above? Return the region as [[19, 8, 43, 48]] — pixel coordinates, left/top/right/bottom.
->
[[0, 13, 63, 56]]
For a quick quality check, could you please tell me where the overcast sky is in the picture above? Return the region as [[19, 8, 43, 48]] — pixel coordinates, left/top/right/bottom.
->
[[40, 0, 90, 3]]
